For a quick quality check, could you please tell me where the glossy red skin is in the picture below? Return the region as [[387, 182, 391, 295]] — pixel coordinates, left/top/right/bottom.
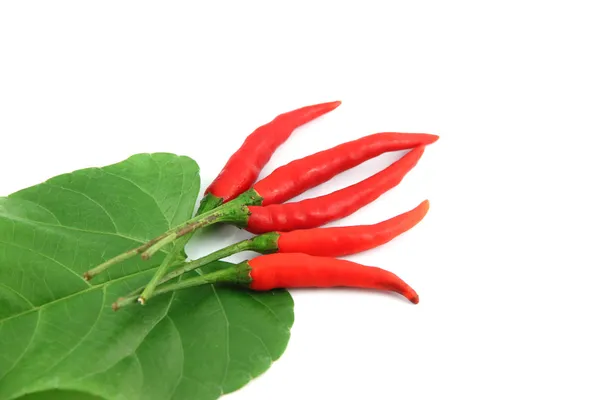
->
[[248, 253, 419, 304], [205, 101, 341, 202], [276, 200, 429, 256], [253, 132, 438, 206], [246, 146, 425, 233]]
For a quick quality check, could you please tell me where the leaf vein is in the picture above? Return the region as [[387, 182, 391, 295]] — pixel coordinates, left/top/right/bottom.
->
[[38, 286, 107, 377], [0, 238, 91, 288], [212, 286, 231, 389], [0, 213, 169, 249], [7, 199, 62, 225], [244, 292, 284, 325], [234, 325, 273, 361], [0, 282, 34, 308], [42, 182, 119, 233], [0, 268, 153, 324], [0, 310, 40, 383], [166, 316, 184, 400], [101, 170, 169, 229], [73, 288, 178, 385], [170, 157, 185, 226]]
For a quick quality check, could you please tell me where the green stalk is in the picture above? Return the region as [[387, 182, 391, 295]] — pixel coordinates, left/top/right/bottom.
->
[[83, 190, 261, 281], [83, 234, 167, 280], [136, 193, 224, 301], [113, 262, 252, 311], [137, 191, 264, 303], [141, 190, 261, 260], [133, 232, 279, 303], [138, 237, 187, 304]]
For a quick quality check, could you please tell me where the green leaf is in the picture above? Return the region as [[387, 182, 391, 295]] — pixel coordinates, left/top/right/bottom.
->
[[0, 153, 294, 400]]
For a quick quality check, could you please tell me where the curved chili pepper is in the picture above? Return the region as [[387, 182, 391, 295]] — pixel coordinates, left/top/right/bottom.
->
[[125, 200, 429, 295], [248, 253, 419, 303], [245, 146, 425, 233], [253, 132, 438, 206], [276, 199, 429, 256], [113, 253, 419, 309], [201, 100, 342, 209]]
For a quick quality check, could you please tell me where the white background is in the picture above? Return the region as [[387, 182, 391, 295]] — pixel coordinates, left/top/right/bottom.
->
[[1, 1, 599, 399]]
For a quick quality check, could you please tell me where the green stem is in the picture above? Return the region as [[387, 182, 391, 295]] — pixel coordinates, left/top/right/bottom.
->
[[164, 239, 254, 281], [141, 190, 260, 260], [113, 263, 252, 310], [85, 190, 259, 281], [127, 239, 252, 301], [162, 231, 279, 284], [82, 210, 205, 281], [138, 191, 266, 303], [138, 238, 187, 304], [83, 235, 166, 280], [133, 232, 280, 302], [141, 233, 179, 260]]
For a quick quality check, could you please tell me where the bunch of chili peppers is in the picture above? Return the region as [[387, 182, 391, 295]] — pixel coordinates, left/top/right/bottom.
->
[[83, 101, 438, 309]]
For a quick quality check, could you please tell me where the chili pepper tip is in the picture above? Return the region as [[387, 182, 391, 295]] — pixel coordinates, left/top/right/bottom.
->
[[409, 294, 420, 304]]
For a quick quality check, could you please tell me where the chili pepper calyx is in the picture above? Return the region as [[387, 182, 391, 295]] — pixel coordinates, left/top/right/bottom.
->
[[249, 232, 280, 254], [196, 192, 224, 217]]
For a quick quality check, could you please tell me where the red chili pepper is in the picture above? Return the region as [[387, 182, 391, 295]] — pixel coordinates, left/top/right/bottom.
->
[[200, 100, 342, 211], [147, 200, 429, 288], [253, 132, 438, 206], [245, 146, 425, 233], [248, 253, 419, 303], [86, 135, 434, 281], [113, 253, 419, 309], [276, 199, 429, 256]]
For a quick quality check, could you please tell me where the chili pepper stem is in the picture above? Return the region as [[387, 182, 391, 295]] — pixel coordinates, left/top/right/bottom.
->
[[113, 296, 135, 310], [126, 238, 254, 300], [133, 232, 280, 303], [140, 190, 261, 261], [155, 264, 251, 294], [141, 233, 178, 260], [85, 191, 261, 280], [83, 237, 164, 280], [138, 237, 188, 305], [115, 260, 186, 304], [138, 193, 266, 303], [161, 239, 253, 282], [162, 231, 279, 284], [139, 208, 231, 260], [113, 264, 251, 310]]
